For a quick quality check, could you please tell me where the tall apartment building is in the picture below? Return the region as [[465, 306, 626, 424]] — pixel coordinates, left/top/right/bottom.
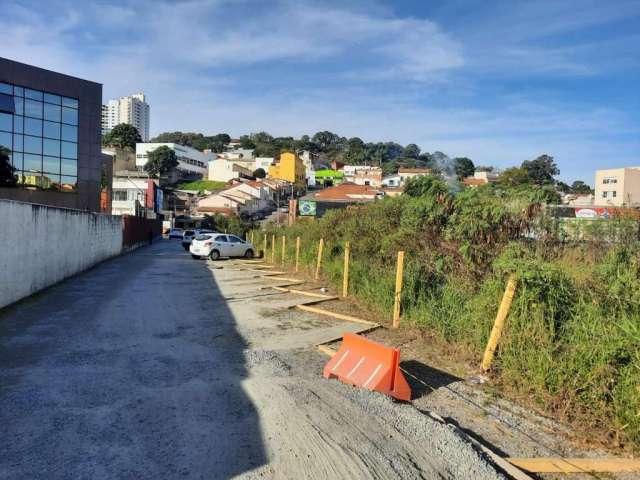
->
[[101, 93, 150, 141]]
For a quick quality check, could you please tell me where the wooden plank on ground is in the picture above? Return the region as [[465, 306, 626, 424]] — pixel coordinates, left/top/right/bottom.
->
[[272, 286, 336, 299], [316, 325, 381, 351], [296, 304, 378, 326], [507, 458, 640, 473], [261, 275, 304, 283]]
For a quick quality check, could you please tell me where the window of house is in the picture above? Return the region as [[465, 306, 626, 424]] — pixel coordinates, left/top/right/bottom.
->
[[602, 191, 608, 198], [0, 81, 78, 192], [612, 191, 617, 198], [113, 190, 128, 201]]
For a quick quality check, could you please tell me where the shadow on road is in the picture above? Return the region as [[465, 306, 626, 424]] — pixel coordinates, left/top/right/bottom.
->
[[0, 239, 266, 479]]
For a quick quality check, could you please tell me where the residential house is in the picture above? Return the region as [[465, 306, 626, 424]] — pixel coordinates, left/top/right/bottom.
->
[[343, 165, 383, 186], [208, 157, 254, 182], [255, 157, 274, 173], [315, 169, 344, 187], [197, 186, 259, 217], [231, 180, 274, 211], [268, 152, 306, 186], [398, 168, 432, 184], [382, 174, 402, 187], [594, 167, 640, 206], [300, 150, 317, 187], [300, 182, 384, 217]]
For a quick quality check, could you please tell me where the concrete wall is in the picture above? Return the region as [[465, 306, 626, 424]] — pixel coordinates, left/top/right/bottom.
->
[[0, 199, 122, 309]]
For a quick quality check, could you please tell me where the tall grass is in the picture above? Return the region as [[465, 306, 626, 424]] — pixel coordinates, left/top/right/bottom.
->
[[259, 178, 640, 449]]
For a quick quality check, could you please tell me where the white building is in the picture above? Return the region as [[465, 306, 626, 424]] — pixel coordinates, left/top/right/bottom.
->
[[300, 151, 316, 187], [208, 157, 253, 182], [382, 175, 402, 187], [136, 143, 212, 177], [255, 157, 274, 173], [111, 176, 151, 216], [398, 168, 432, 184], [101, 93, 151, 141], [595, 167, 640, 206]]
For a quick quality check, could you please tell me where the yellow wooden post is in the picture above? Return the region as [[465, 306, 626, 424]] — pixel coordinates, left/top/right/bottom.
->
[[295, 236, 300, 273], [263, 234, 267, 259], [392, 251, 405, 328], [315, 238, 324, 280], [342, 241, 350, 298], [281, 235, 286, 265], [271, 234, 276, 263], [481, 274, 518, 372]]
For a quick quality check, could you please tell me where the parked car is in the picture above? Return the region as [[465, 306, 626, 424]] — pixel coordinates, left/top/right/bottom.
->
[[182, 229, 214, 250], [190, 233, 255, 260], [168, 228, 184, 239]]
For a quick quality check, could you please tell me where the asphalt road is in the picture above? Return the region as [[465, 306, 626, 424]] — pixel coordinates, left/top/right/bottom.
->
[[0, 240, 504, 479]]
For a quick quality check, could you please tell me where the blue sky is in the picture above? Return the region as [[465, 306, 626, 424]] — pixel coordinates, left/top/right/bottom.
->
[[2, 0, 639, 183]]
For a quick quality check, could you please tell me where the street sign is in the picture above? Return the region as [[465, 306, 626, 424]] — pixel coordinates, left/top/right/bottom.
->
[[299, 200, 316, 216]]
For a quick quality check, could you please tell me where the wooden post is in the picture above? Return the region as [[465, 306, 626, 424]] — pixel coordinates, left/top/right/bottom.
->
[[271, 234, 276, 263], [342, 241, 350, 298], [481, 274, 518, 372], [392, 251, 405, 328], [263, 234, 267, 259], [315, 238, 324, 280], [250, 230, 254, 244], [295, 236, 300, 272], [281, 235, 286, 265]]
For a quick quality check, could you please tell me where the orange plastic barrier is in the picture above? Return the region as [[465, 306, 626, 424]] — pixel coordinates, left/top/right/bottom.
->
[[323, 333, 411, 401]]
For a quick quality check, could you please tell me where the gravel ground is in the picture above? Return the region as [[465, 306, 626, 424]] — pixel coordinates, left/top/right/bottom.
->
[[0, 241, 508, 479]]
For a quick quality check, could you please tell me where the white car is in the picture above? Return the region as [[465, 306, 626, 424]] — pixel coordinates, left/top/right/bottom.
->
[[190, 233, 256, 260], [182, 229, 215, 250], [168, 228, 184, 239]]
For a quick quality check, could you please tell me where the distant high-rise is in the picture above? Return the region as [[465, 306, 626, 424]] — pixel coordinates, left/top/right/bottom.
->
[[101, 93, 150, 141]]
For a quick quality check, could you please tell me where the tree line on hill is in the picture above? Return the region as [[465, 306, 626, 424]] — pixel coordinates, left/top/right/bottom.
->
[[97, 125, 592, 194]]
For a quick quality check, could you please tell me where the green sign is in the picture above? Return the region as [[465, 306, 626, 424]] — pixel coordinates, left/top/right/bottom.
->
[[299, 200, 317, 216]]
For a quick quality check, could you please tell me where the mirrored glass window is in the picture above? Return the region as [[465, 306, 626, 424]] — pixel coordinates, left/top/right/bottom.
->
[[61, 158, 77, 176], [44, 103, 61, 122], [61, 141, 77, 159], [61, 107, 78, 125], [11, 151, 23, 169], [60, 175, 77, 192], [0, 131, 12, 150], [24, 153, 42, 172], [43, 121, 61, 139], [43, 138, 60, 157], [62, 97, 78, 109], [0, 113, 11, 132], [25, 99, 43, 119], [13, 115, 23, 134], [24, 117, 42, 137], [44, 93, 61, 105], [24, 136, 42, 154], [43, 155, 60, 174], [25, 89, 43, 101], [61, 124, 77, 142], [0, 82, 78, 193]]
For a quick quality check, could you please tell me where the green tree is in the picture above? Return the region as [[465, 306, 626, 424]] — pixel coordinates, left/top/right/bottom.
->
[[144, 146, 178, 177], [103, 123, 142, 150], [403, 144, 421, 159], [499, 167, 531, 187], [453, 157, 475, 179], [570, 180, 593, 194], [521, 154, 559, 185], [253, 168, 266, 178], [556, 181, 571, 193], [0, 147, 17, 187]]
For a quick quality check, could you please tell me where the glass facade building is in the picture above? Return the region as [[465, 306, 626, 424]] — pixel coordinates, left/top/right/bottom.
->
[[0, 82, 78, 192], [0, 57, 103, 211]]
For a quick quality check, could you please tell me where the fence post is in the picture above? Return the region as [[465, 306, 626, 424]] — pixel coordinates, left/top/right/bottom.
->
[[281, 235, 286, 265], [343, 241, 350, 298], [263, 234, 267, 259], [392, 251, 405, 328], [315, 238, 324, 280], [295, 236, 301, 272], [271, 234, 276, 263], [481, 274, 518, 372]]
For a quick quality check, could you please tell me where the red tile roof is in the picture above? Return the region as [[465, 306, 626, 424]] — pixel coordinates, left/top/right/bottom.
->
[[312, 182, 381, 201]]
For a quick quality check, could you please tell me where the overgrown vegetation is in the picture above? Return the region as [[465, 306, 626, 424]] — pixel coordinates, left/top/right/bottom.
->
[[175, 180, 226, 192], [263, 176, 640, 450]]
